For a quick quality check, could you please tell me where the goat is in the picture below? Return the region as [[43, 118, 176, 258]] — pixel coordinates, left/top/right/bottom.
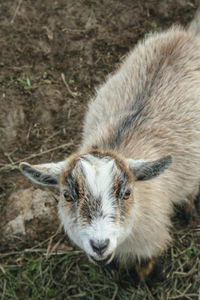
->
[[20, 13, 200, 281]]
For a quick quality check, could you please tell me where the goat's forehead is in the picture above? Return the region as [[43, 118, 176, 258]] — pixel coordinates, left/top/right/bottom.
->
[[79, 154, 115, 175], [60, 152, 131, 192], [77, 155, 115, 192]]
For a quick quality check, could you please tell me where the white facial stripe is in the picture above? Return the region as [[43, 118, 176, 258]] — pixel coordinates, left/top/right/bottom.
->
[[80, 155, 115, 198]]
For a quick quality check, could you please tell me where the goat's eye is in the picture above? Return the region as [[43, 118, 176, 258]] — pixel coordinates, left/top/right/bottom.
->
[[123, 190, 131, 200], [63, 191, 73, 202]]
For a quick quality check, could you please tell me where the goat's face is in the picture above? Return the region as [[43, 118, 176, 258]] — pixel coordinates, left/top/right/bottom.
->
[[20, 149, 171, 265], [58, 151, 136, 265]]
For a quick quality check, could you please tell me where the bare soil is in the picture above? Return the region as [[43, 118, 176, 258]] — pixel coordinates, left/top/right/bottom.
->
[[0, 0, 199, 246]]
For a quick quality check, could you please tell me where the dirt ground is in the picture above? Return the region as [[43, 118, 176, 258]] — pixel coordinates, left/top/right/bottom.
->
[[0, 1, 200, 299]]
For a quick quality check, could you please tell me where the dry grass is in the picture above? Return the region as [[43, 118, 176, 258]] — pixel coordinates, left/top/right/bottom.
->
[[0, 220, 199, 300]]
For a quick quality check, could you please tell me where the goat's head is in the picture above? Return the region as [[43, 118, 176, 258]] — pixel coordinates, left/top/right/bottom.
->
[[20, 149, 171, 265]]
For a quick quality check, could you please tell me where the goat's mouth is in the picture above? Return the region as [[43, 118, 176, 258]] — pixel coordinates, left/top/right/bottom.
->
[[89, 253, 114, 266]]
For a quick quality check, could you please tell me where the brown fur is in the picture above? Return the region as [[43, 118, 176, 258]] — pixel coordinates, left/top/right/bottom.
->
[[135, 260, 155, 281], [60, 153, 80, 185]]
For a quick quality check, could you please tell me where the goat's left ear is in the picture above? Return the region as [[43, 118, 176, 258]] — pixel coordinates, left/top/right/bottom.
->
[[126, 155, 172, 181], [19, 160, 67, 187]]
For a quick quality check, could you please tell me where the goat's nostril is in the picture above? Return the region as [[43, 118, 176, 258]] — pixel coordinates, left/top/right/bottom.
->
[[90, 239, 110, 255]]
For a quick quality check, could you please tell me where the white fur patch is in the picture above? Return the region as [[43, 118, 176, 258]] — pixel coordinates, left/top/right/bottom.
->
[[80, 155, 115, 198]]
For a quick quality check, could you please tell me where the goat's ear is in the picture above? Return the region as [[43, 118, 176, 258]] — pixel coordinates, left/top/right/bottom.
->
[[126, 155, 172, 181], [19, 161, 67, 187]]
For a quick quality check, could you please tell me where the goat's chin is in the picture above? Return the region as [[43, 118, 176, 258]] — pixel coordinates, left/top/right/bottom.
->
[[88, 252, 115, 266]]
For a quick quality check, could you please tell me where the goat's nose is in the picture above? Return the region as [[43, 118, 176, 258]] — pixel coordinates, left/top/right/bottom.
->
[[90, 239, 110, 255]]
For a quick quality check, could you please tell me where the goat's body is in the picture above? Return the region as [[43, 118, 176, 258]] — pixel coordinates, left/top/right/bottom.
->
[[20, 23, 200, 279], [81, 26, 200, 262]]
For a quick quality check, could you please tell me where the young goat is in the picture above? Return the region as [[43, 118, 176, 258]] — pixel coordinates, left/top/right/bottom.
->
[[20, 15, 200, 281]]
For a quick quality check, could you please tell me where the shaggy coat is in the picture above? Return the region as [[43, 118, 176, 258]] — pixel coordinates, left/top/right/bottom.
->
[[80, 25, 200, 261], [20, 15, 200, 280]]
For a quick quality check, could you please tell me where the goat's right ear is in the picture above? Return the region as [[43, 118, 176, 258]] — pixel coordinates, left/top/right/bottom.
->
[[19, 161, 67, 187]]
